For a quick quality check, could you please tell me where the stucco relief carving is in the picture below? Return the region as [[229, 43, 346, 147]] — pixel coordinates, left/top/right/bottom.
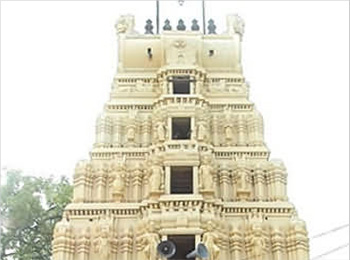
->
[[202, 221, 220, 260], [138, 222, 160, 260], [227, 14, 245, 36], [149, 156, 164, 193], [116, 14, 137, 34], [112, 159, 126, 202], [199, 155, 215, 191]]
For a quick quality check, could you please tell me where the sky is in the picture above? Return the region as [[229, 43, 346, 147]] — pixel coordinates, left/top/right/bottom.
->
[[1, 1, 349, 259]]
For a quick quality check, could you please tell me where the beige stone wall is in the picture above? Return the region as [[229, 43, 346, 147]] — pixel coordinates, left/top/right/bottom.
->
[[53, 14, 309, 260]]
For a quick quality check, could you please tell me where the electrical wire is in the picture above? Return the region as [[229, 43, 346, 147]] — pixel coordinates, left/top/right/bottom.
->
[[310, 243, 349, 260]]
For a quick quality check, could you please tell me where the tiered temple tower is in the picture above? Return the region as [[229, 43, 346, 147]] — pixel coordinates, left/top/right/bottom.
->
[[52, 14, 310, 260]]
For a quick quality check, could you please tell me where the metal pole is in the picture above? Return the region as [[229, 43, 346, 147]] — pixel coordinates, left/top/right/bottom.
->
[[156, 0, 160, 34], [202, 0, 206, 34]]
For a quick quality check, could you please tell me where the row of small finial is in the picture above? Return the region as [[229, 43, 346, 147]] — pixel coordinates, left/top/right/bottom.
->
[[145, 19, 216, 34]]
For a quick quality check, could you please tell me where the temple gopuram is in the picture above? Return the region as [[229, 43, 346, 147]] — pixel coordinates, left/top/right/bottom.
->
[[52, 12, 310, 260]]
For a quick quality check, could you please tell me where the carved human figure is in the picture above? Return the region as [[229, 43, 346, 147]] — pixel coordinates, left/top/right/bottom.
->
[[197, 121, 207, 141], [94, 229, 111, 260], [251, 227, 265, 260], [156, 122, 166, 142], [116, 15, 137, 34], [149, 157, 163, 192], [142, 222, 160, 260], [236, 162, 249, 190], [126, 126, 135, 141], [113, 162, 126, 194], [226, 14, 245, 36], [199, 156, 214, 190], [202, 221, 220, 260], [224, 125, 233, 141]]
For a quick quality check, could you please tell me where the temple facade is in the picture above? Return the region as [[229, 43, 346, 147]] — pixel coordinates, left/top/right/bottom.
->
[[52, 14, 310, 260]]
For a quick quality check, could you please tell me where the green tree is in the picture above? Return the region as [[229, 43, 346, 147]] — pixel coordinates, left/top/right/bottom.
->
[[0, 170, 73, 260]]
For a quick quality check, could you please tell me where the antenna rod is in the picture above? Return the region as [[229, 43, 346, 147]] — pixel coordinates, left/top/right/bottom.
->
[[202, 0, 206, 34], [156, 0, 160, 34]]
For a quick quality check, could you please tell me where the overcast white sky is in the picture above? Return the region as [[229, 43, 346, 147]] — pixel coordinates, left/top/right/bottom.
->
[[1, 1, 349, 259]]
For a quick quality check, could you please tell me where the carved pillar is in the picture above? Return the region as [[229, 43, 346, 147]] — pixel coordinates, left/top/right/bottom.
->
[[247, 115, 256, 146], [95, 115, 112, 147], [265, 165, 274, 202], [73, 160, 89, 203], [286, 228, 297, 260], [213, 170, 220, 199], [141, 118, 151, 147], [132, 166, 143, 202], [229, 227, 244, 260], [255, 112, 264, 146], [254, 164, 265, 201], [237, 114, 247, 146], [112, 117, 123, 147], [293, 219, 309, 260], [76, 228, 91, 260], [119, 228, 133, 260], [52, 218, 75, 260], [142, 168, 150, 200], [271, 228, 285, 260], [272, 161, 288, 201], [85, 174, 93, 203], [212, 115, 220, 146], [95, 165, 107, 203], [219, 165, 231, 201]]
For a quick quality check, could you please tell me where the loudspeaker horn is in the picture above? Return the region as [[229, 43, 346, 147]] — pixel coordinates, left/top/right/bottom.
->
[[157, 240, 176, 258], [186, 243, 209, 259]]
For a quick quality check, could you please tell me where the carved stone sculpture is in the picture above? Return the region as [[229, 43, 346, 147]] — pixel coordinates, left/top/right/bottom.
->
[[156, 121, 166, 142], [251, 226, 266, 260], [93, 229, 111, 260], [112, 161, 126, 202], [197, 121, 207, 141], [199, 155, 214, 191], [203, 221, 220, 260], [141, 222, 160, 260], [227, 14, 245, 36], [149, 157, 163, 193], [116, 14, 136, 34]]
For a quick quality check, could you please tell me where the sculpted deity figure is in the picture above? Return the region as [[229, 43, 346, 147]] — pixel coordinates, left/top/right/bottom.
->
[[126, 126, 135, 141], [237, 169, 247, 190], [112, 161, 126, 194], [116, 14, 137, 34], [156, 121, 166, 142], [197, 121, 207, 141], [224, 125, 233, 140], [199, 156, 214, 190], [251, 227, 265, 260], [226, 14, 245, 36], [94, 229, 111, 260], [142, 222, 160, 260], [202, 221, 220, 260], [149, 157, 163, 192]]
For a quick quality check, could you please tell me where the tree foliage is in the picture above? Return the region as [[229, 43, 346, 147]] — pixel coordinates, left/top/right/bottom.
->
[[0, 170, 73, 260]]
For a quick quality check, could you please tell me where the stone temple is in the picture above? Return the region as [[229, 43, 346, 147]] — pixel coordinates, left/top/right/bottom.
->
[[52, 14, 310, 260]]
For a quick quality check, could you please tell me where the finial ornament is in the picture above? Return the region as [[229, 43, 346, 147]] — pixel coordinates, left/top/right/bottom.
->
[[178, 0, 184, 6], [191, 19, 200, 31], [177, 19, 186, 31], [163, 19, 172, 31], [208, 19, 217, 34], [145, 19, 154, 34]]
